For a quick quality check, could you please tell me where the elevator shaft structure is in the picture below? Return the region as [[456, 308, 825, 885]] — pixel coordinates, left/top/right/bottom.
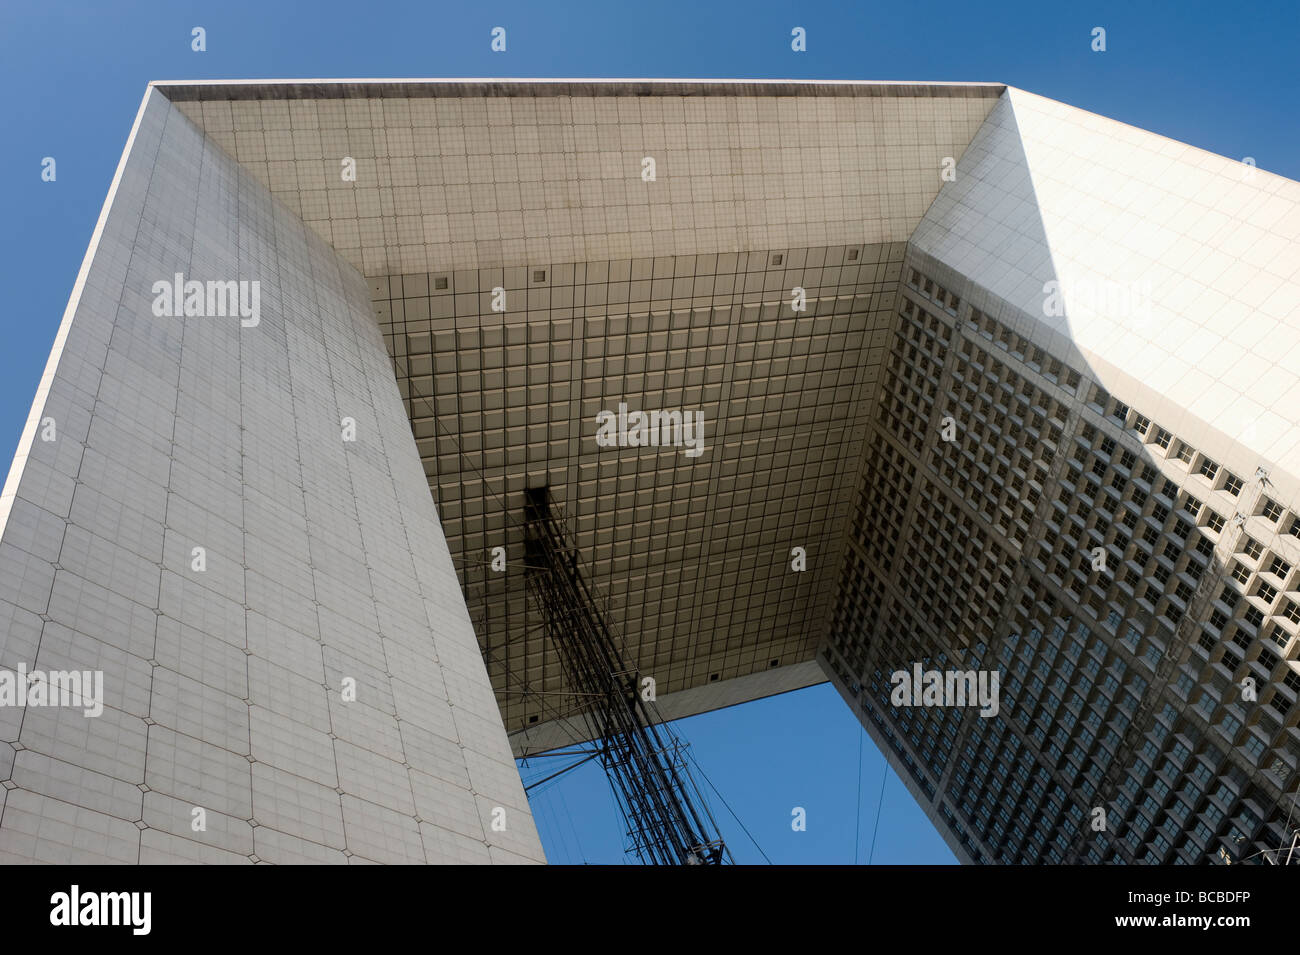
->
[[523, 487, 730, 865]]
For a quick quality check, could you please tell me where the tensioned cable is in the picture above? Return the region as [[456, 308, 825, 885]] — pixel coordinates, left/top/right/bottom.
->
[[522, 750, 603, 794], [537, 788, 566, 864], [1273, 783, 1299, 864], [867, 764, 888, 865], [684, 748, 772, 864], [854, 727, 864, 864], [557, 783, 589, 865]]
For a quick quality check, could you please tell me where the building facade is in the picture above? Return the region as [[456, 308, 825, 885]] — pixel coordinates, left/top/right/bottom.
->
[[0, 79, 1296, 863]]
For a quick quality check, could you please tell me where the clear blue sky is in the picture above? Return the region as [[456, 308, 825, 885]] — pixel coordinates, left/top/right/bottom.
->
[[0, 0, 1295, 864]]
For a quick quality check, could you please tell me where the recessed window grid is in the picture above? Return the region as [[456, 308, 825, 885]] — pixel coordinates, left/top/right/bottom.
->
[[833, 259, 1300, 865], [908, 267, 960, 314]]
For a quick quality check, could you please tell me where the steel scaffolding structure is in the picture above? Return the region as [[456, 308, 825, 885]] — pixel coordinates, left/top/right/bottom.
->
[[523, 486, 731, 865]]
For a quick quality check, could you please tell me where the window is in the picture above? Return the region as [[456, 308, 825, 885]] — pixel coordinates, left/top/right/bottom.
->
[[1174, 441, 1195, 464], [1224, 472, 1244, 496], [1206, 510, 1226, 533], [1268, 555, 1292, 580], [1242, 537, 1264, 561], [1197, 457, 1219, 480], [1281, 600, 1300, 625], [1153, 428, 1173, 450], [1133, 414, 1151, 436], [1261, 498, 1284, 523], [1183, 495, 1202, 517], [1196, 692, 1217, 717]]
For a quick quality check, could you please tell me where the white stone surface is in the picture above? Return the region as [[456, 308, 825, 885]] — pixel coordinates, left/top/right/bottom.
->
[[912, 87, 1300, 487], [0, 89, 542, 864]]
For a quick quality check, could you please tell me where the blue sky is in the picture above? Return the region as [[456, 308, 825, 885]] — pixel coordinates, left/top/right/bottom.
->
[[0, 0, 1295, 864]]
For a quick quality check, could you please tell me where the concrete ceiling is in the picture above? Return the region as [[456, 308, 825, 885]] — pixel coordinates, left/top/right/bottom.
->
[[370, 241, 903, 732], [166, 80, 1001, 276]]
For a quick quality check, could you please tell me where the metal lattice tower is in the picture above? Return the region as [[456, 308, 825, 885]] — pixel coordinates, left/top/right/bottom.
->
[[523, 486, 731, 865]]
